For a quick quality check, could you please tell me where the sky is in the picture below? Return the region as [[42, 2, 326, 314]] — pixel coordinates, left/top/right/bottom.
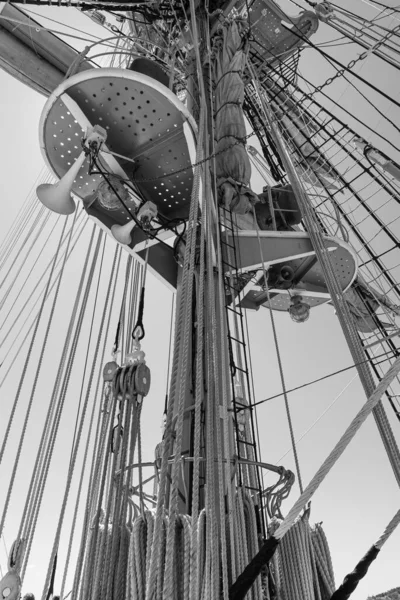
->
[[0, 1, 400, 599]]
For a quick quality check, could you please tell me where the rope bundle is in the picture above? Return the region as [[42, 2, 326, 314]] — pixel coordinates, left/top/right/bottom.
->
[[269, 515, 335, 600]]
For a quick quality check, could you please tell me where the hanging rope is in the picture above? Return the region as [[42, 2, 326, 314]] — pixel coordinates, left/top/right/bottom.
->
[[132, 246, 149, 341], [0, 215, 71, 541], [251, 204, 304, 495], [250, 61, 400, 491], [229, 354, 400, 600], [19, 225, 98, 580]]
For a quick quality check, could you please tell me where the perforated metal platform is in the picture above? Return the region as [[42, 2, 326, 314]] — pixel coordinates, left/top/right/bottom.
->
[[39, 68, 197, 222], [222, 230, 358, 312], [38, 68, 197, 291]]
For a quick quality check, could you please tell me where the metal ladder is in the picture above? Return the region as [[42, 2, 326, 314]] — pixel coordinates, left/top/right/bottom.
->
[[218, 205, 267, 536]]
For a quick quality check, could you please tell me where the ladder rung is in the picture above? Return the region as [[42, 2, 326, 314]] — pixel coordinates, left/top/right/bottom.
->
[[233, 400, 248, 408], [221, 240, 236, 249], [228, 334, 246, 346], [227, 306, 243, 317], [222, 262, 236, 271]]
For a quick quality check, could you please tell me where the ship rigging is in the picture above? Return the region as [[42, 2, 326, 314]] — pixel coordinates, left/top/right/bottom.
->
[[0, 1, 400, 600]]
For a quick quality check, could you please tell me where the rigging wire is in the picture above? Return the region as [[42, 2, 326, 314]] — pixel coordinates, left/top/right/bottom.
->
[[245, 348, 399, 411], [68, 233, 107, 469], [251, 35, 400, 154], [0, 213, 87, 354]]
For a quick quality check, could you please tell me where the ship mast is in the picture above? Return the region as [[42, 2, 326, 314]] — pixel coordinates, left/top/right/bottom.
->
[[1, 1, 400, 599]]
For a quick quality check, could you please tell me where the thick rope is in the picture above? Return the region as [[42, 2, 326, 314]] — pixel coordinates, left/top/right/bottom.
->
[[329, 507, 400, 600], [145, 99, 205, 600], [229, 354, 400, 599]]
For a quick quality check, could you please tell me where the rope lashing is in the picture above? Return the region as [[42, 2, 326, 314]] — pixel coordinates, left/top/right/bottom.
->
[[132, 285, 145, 341], [229, 354, 400, 600], [132, 247, 149, 342], [329, 508, 400, 600]]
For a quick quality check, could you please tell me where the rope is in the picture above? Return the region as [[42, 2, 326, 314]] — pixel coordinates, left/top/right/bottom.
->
[[24, 227, 102, 582], [327, 507, 400, 600], [229, 354, 400, 599], [132, 247, 149, 341], [19, 225, 98, 580], [252, 62, 400, 488], [0, 216, 70, 542], [40, 230, 106, 599], [145, 82, 206, 600], [251, 204, 304, 495], [60, 244, 119, 600]]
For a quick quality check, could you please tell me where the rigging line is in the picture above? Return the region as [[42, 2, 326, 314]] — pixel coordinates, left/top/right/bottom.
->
[[0, 219, 88, 384], [331, 4, 400, 44], [0, 200, 40, 275], [18, 226, 99, 579], [0, 14, 118, 51], [68, 233, 107, 469], [0, 215, 70, 544], [252, 39, 400, 154], [0, 170, 44, 260], [39, 230, 107, 600], [230, 356, 400, 600], [248, 196, 304, 495], [0, 213, 58, 315], [0, 213, 87, 350], [242, 339, 399, 412], [286, 22, 400, 109], [261, 28, 400, 137], [358, 0, 400, 16], [0, 206, 47, 292], [60, 241, 118, 600], [23, 6, 110, 39], [164, 292, 175, 415], [71, 249, 121, 600], [270, 370, 361, 471], [267, 64, 398, 214]]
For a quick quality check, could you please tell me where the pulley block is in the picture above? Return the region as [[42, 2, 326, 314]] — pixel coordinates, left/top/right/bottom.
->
[[103, 360, 119, 382], [134, 362, 151, 396]]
